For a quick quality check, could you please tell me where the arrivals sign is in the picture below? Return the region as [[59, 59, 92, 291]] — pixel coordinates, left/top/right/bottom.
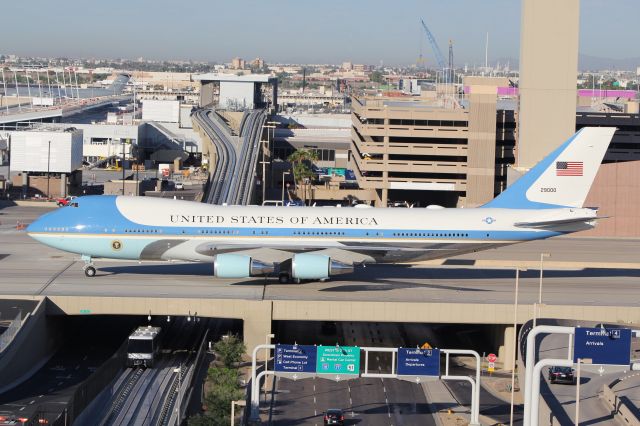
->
[[316, 345, 360, 376], [397, 348, 440, 378], [274, 344, 317, 375], [573, 327, 631, 365]]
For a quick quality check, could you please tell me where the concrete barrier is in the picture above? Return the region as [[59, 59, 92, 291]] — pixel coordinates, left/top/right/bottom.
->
[[0, 200, 57, 208], [0, 299, 62, 393], [602, 381, 640, 425]]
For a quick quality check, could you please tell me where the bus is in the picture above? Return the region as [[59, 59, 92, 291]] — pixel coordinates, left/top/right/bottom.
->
[[126, 326, 161, 368]]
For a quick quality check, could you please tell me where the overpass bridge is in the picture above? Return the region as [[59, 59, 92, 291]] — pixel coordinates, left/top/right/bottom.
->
[[192, 108, 266, 205], [1, 204, 639, 362], [0, 95, 132, 127]]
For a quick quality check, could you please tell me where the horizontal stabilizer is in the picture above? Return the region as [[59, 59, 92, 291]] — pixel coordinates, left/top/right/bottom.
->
[[514, 216, 608, 229]]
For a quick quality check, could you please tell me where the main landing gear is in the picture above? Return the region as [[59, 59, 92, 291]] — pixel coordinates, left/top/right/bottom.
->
[[82, 255, 96, 277], [278, 273, 301, 284]]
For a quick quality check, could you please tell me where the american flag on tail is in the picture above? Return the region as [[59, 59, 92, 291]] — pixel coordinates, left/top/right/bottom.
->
[[556, 161, 583, 176]]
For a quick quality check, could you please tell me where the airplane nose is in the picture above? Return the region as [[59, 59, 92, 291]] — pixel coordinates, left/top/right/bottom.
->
[[26, 217, 42, 233], [26, 208, 61, 234]]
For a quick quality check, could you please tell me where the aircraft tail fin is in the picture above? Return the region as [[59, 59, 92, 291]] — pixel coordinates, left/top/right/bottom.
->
[[482, 127, 615, 209]]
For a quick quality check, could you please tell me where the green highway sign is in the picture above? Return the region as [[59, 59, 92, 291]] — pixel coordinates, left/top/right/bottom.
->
[[316, 345, 360, 376]]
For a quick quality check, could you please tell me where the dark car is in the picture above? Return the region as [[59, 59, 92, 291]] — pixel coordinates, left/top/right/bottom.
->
[[324, 408, 344, 425], [548, 366, 575, 384]]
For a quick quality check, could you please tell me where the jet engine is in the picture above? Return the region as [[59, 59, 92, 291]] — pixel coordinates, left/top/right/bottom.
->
[[213, 254, 274, 278], [291, 253, 354, 280]]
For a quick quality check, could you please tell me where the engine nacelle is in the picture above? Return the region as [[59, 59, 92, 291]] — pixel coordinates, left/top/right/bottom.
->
[[214, 254, 274, 278], [291, 253, 354, 280]]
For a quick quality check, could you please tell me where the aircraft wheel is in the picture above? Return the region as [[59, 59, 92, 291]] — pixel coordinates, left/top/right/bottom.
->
[[278, 273, 290, 284], [84, 266, 97, 277]]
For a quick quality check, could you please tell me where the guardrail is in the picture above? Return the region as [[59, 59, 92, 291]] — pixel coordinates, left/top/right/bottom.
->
[[166, 329, 209, 425], [0, 312, 22, 353], [602, 380, 640, 425]]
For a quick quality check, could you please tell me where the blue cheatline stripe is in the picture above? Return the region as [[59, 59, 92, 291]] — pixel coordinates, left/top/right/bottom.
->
[[33, 227, 561, 241], [481, 129, 583, 209]]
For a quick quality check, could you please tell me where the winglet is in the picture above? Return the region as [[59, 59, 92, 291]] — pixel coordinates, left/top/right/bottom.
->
[[482, 127, 615, 209]]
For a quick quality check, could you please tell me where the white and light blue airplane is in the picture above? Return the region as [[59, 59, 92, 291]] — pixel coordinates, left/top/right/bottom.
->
[[27, 127, 615, 283]]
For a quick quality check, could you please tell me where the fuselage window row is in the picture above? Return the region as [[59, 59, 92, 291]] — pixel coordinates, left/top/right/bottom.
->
[[391, 232, 470, 238]]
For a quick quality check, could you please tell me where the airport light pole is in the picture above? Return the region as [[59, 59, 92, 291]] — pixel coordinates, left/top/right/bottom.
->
[[264, 333, 275, 401], [262, 123, 277, 202], [259, 139, 269, 203], [173, 365, 182, 425], [533, 253, 551, 328], [230, 400, 246, 426], [574, 357, 591, 426], [121, 139, 126, 195], [281, 171, 290, 203], [510, 267, 526, 426], [46, 140, 51, 199]]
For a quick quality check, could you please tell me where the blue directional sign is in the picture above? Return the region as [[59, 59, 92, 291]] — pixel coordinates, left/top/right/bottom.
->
[[574, 327, 631, 365], [397, 348, 441, 377], [274, 344, 317, 373]]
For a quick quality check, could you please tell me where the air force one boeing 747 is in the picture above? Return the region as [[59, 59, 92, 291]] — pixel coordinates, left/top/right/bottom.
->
[[27, 127, 615, 283]]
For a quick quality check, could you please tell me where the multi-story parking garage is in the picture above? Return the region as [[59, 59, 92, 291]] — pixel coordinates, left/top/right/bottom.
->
[[350, 77, 516, 208]]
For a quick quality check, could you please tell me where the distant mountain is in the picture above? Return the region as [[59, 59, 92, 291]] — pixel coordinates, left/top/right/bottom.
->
[[578, 54, 640, 72]]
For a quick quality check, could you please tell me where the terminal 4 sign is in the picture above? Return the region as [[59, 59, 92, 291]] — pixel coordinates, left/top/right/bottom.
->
[[316, 345, 360, 376], [574, 327, 631, 366], [397, 348, 441, 377]]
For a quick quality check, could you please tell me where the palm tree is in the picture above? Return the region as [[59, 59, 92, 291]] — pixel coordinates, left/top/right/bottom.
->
[[287, 149, 318, 204]]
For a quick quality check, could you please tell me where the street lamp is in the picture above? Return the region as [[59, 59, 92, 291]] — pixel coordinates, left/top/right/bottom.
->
[[575, 357, 591, 426], [46, 140, 51, 199], [173, 365, 182, 425], [533, 253, 551, 328], [121, 139, 126, 196], [281, 171, 290, 203], [259, 139, 270, 203], [264, 333, 275, 401], [509, 266, 527, 426], [230, 399, 246, 426], [262, 123, 277, 203]]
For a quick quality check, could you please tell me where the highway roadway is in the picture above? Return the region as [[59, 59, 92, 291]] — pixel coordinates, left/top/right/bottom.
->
[[269, 321, 436, 425], [1, 205, 639, 306], [536, 329, 620, 425]]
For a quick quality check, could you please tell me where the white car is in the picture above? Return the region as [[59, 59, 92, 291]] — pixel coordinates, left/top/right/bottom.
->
[[174, 182, 184, 190]]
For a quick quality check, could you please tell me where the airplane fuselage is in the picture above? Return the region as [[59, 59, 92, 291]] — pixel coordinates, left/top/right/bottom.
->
[[28, 196, 595, 266]]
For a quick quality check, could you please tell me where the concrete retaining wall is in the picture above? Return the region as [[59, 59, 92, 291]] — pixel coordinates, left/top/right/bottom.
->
[[602, 381, 640, 425], [0, 299, 61, 393]]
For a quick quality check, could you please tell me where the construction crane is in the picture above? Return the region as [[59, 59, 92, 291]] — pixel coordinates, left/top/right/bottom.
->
[[420, 19, 446, 70]]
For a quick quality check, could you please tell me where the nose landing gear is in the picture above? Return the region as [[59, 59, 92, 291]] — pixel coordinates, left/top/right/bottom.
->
[[82, 255, 97, 277]]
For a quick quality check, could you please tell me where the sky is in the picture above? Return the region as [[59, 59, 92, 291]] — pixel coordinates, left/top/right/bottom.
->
[[0, 0, 637, 66]]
